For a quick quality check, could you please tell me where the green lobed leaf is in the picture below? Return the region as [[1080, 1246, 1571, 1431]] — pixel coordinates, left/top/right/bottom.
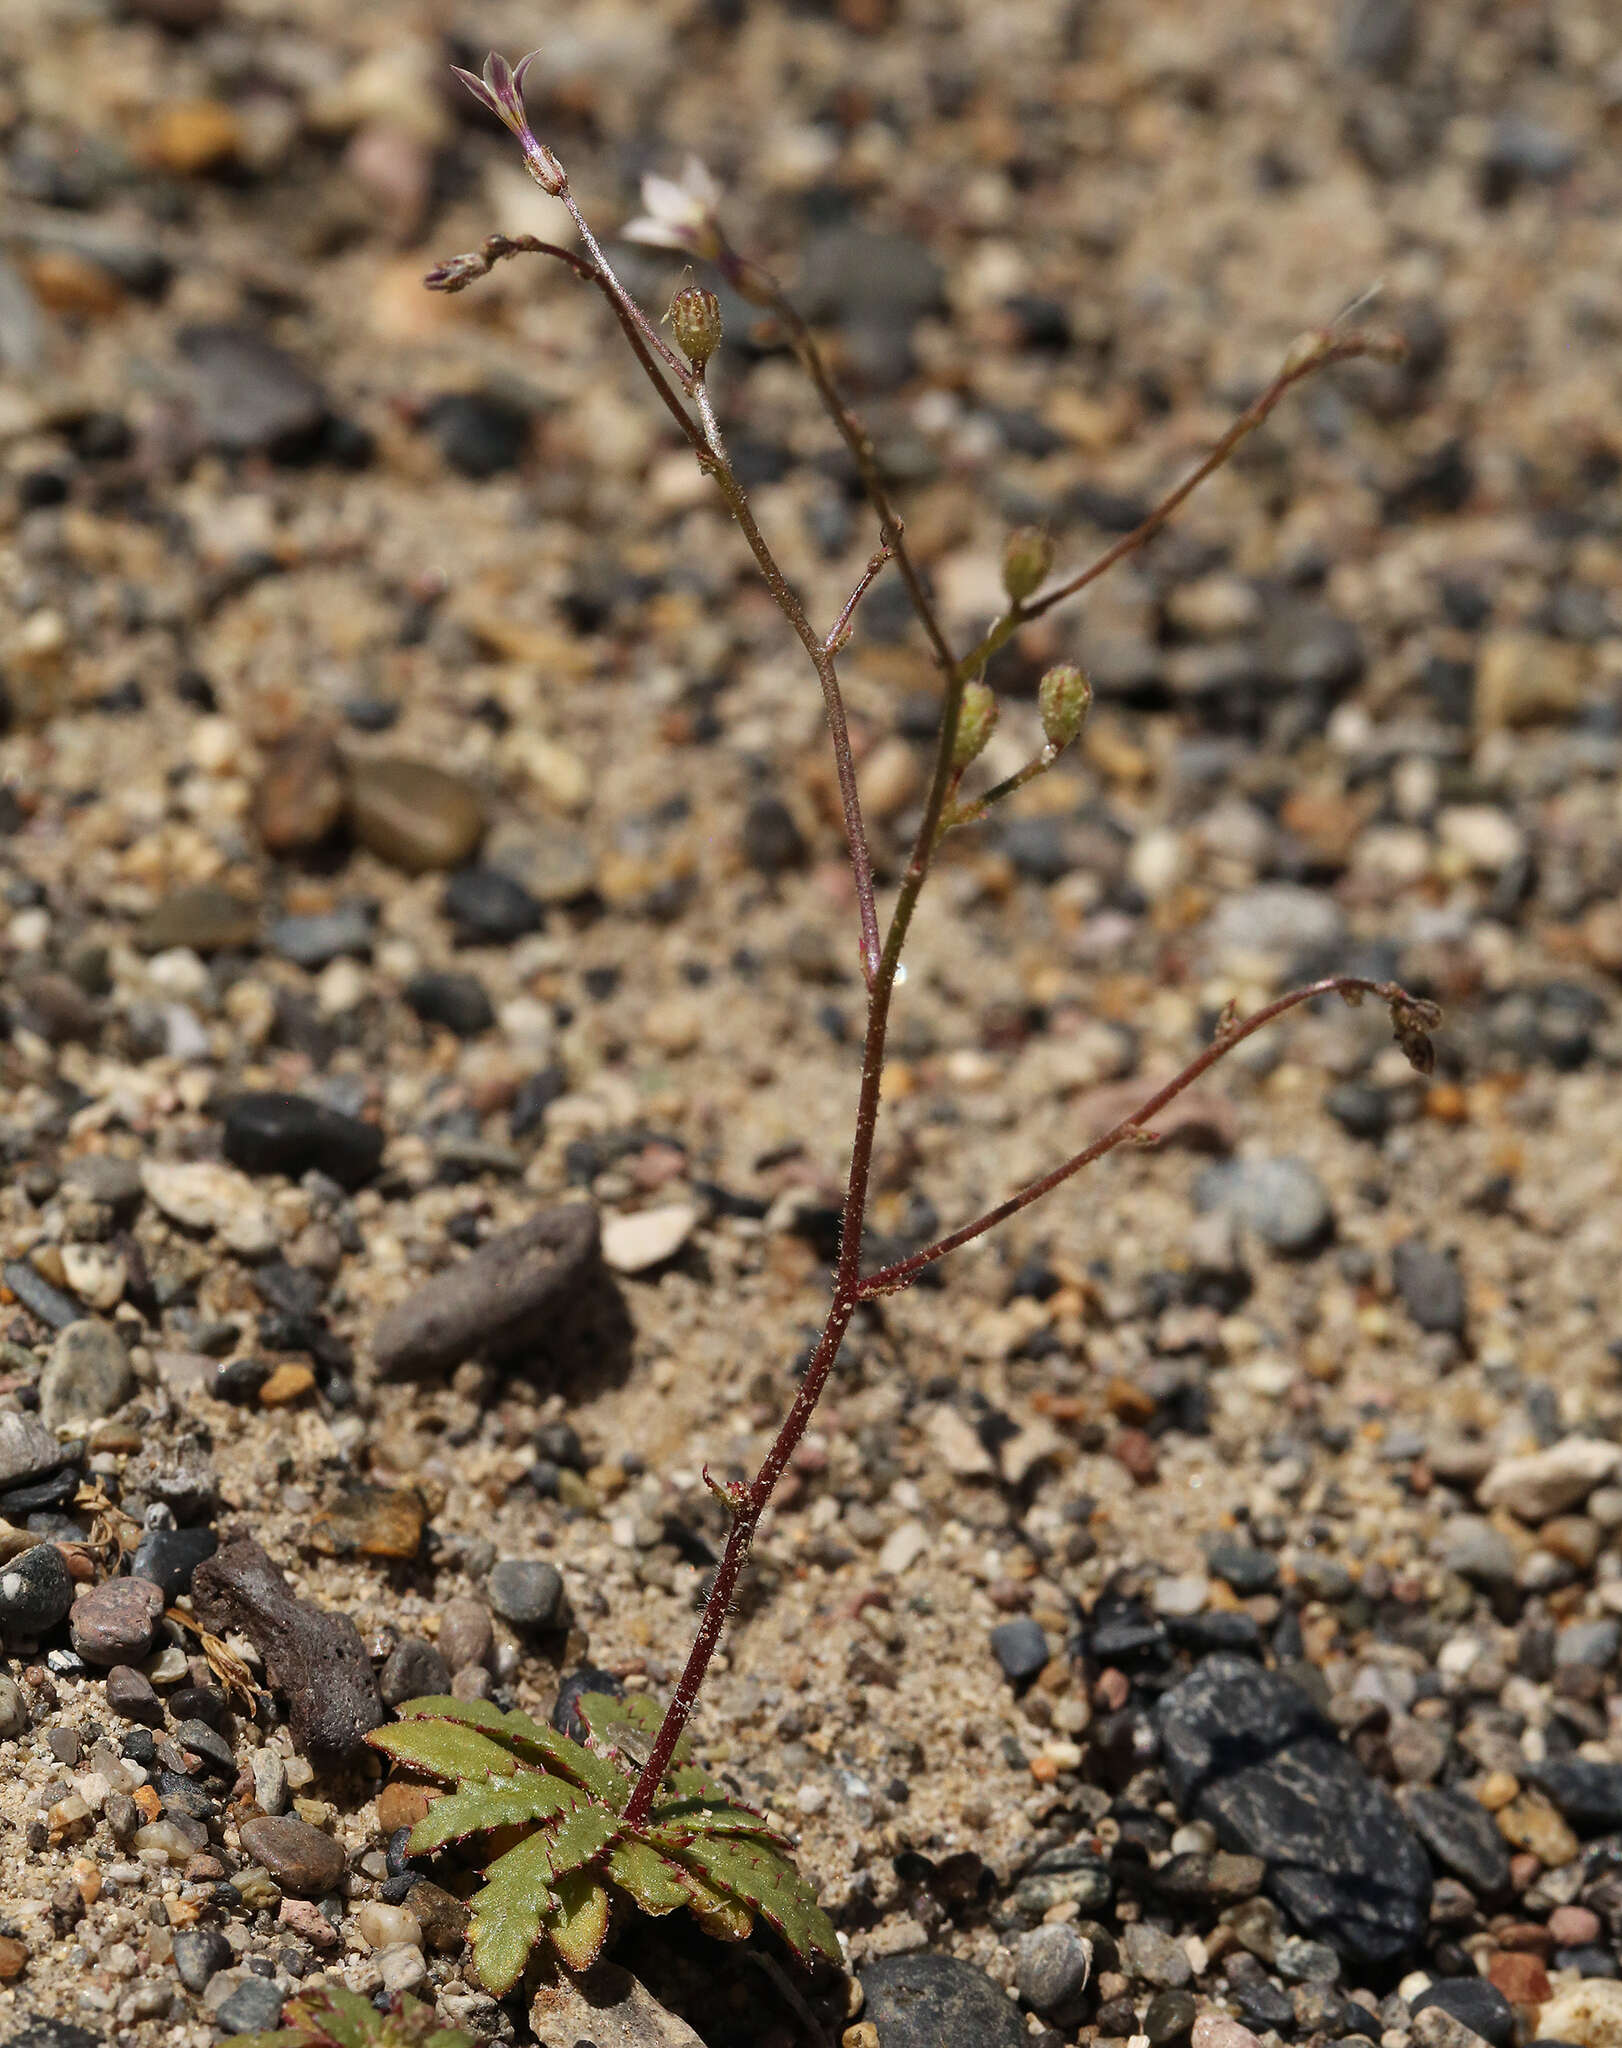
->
[[649, 1794, 791, 1843], [407, 1773, 581, 1856], [389, 1695, 510, 1732], [669, 1831, 841, 1967], [468, 1829, 558, 1995], [384, 1696, 628, 1805], [605, 1836, 693, 1915], [536, 1799, 620, 1878], [368, 1717, 523, 1786], [540, 1867, 611, 1972]]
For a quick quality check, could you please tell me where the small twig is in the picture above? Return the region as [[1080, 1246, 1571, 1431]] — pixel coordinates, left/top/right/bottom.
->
[[423, 232, 594, 293], [856, 976, 1439, 1296], [825, 543, 893, 655]]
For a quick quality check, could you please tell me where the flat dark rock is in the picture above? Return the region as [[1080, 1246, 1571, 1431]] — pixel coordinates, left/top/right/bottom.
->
[[221, 1091, 384, 1190], [1402, 1784, 1512, 1900], [190, 1537, 382, 1760], [1531, 1758, 1622, 1834], [371, 1203, 600, 1379], [859, 1953, 1027, 2048], [1157, 1653, 1431, 1967]]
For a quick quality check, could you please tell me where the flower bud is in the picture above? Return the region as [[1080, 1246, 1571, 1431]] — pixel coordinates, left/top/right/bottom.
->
[[952, 680, 999, 770], [1001, 526, 1054, 604], [1038, 663, 1092, 752], [670, 285, 722, 371]]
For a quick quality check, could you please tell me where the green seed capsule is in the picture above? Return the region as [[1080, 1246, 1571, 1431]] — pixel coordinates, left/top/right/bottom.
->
[[1001, 526, 1055, 604], [953, 680, 999, 769], [1038, 663, 1092, 751], [670, 285, 722, 371]]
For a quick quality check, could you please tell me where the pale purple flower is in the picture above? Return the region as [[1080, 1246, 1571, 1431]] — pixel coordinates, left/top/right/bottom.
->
[[452, 50, 565, 195], [622, 156, 724, 261]]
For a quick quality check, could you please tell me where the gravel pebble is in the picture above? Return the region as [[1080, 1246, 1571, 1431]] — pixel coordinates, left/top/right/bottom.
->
[[221, 1091, 384, 1190], [1194, 1157, 1333, 1255], [237, 1814, 346, 1897], [0, 1544, 74, 1638], [1479, 1440, 1621, 1522], [190, 1538, 383, 1760], [1016, 1924, 1093, 2016], [372, 1204, 599, 1378], [487, 1559, 563, 1631], [68, 1576, 166, 1665]]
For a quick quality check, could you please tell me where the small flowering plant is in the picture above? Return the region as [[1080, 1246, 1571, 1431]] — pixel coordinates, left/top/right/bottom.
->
[[402, 51, 1437, 1993]]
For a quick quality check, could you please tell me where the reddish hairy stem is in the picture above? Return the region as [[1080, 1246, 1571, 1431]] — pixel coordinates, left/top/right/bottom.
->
[[857, 976, 1416, 1297], [826, 543, 894, 654], [1005, 334, 1395, 636]]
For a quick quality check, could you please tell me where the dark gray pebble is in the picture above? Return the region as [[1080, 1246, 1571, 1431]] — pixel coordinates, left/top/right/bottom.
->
[[403, 969, 495, 1037], [1016, 1923, 1093, 2017], [210, 1976, 288, 2035], [221, 1091, 383, 1191], [380, 1637, 452, 1707], [990, 1617, 1050, 1684], [265, 906, 374, 971], [1412, 1979, 1514, 2048], [1392, 1238, 1467, 1336], [1194, 1158, 1333, 1256], [860, 1952, 1026, 2048], [371, 1203, 599, 1380], [1401, 1785, 1513, 1900], [488, 1559, 562, 1631], [177, 324, 327, 457], [1531, 1759, 1622, 1834], [1158, 1653, 1431, 1965], [130, 1526, 218, 1603], [0, 1542, 74, 1637], [172, 1925, 232, 1994], [741, 795, 806, 874], [0, 1262, 83, 1332], [104, 1664, 165, 1727], [442, 866, 543, 945]]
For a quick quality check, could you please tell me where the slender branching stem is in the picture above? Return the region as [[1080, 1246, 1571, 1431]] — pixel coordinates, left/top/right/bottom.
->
[[826, 544, 894, 655], [856, 976, 1406, 1296], [423, 179, 1420, 1839]]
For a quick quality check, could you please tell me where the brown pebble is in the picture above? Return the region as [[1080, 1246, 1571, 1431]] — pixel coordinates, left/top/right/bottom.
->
[[238, 1814, 346, 1898], [68, 1577, 166, 1666], [258, 1361, 316, 1407], [190, 1538, 383, 1761], [137, 883, 259, 955], [0, 1934, 26, 1980], [307, 1485, 425, 1561], [1113, 1428, 1158, 1484], [347, 755, 486, 874], [137, 101, 241, 175], [436, 1596, 493, 1675], [402, 1878, 468, 1955], [255, 724, 347, 853], [372, 1203, 599, 1380], [375, 1781, 434, 1835], [1486, 1951, 1550, 2005]]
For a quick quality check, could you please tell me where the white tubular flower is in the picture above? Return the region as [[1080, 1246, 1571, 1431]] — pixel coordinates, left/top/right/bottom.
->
[[622, 155, 724, 260]]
